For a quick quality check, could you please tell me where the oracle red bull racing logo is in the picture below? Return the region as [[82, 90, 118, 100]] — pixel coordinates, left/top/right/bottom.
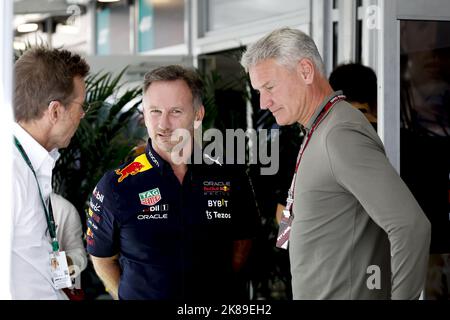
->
[[203, 181, 231, 195], [115, 154, 152, 183]]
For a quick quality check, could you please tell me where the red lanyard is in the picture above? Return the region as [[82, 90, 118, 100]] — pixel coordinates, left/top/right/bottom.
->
[[285, 94, 346, 213]]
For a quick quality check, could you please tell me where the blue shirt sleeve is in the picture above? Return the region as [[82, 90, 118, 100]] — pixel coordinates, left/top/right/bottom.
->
[[86, 172, 120, 257]]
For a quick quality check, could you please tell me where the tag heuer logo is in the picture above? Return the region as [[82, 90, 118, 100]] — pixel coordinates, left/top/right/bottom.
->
[[139, 188, 162, 206]]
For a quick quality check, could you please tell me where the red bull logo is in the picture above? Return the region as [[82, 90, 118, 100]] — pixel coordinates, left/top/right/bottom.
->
[[115, 154, 152, 183]]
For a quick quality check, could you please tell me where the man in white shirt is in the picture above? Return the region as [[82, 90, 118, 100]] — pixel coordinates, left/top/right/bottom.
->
[[11, 47, 90, 299]]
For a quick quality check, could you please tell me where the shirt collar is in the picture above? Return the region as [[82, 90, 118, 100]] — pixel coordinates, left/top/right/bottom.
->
[[145, 139, 164, 171], [13, 122, 60, 172], [145, 138, 204, 175], [305, 90, 343, 130]]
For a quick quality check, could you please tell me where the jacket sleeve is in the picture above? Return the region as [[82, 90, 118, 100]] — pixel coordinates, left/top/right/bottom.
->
[[325, 123, 431, 299], [51, 193, 88, 272]]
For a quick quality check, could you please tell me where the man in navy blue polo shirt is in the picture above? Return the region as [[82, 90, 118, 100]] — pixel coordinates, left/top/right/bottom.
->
[[86, 65, 259, 300]]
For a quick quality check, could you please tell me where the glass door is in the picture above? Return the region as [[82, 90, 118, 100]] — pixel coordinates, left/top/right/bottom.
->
[[400, 18, 450, 300], [389, 0, 450, 299]]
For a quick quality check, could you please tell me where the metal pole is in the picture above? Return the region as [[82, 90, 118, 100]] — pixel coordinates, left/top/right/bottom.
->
[[0, 0, 14, 300]]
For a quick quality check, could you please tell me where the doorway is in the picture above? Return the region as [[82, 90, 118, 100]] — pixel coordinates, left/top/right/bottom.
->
[[381, 0, 450, 299]]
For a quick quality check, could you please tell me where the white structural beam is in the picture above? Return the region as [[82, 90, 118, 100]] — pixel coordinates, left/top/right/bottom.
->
[[311, 0, 333, 76], [377, 0, 400, 172], [338, 0, 356, 63], [0, 0, 14, 300]]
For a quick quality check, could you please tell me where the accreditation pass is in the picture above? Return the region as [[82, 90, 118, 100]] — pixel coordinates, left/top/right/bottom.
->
[[49, 251, 72, 289]]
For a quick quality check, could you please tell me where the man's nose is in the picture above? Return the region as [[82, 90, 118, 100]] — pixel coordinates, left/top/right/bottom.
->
[[260, 93, 272, 110], [158, 112, 170, 130]]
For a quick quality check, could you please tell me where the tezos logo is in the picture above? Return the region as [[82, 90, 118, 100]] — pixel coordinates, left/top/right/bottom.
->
[[205, 210, 231, 220]]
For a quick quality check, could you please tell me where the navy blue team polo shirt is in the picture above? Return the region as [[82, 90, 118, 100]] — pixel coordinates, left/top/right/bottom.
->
[[86, 140, 258, 300]]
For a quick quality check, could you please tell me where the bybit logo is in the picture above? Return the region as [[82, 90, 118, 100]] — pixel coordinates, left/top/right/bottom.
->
[[207, 199, 229, 208]]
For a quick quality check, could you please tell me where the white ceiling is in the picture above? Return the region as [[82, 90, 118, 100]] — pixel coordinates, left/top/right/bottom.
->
[[13, 0, 90, 15]]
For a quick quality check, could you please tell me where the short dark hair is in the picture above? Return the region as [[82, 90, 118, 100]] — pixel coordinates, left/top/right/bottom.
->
[[143, 65, 203, 111], [14, 46, 90, 122], [329, 63, 377, 115]]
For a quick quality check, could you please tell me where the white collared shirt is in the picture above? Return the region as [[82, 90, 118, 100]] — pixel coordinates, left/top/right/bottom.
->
[[11, 122, 67, 300]]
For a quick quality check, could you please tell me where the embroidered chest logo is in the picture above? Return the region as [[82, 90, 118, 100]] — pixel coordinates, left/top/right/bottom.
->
[[139, 188, 162, 206], [115, 154, 152, 183], [203, 181, 231, 195]]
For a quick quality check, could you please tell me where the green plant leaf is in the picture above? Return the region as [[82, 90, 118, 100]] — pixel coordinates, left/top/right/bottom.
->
[[53, 68, 145, 224]]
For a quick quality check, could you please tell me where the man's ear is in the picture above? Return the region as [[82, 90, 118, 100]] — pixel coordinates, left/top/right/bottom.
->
[[47, 101, 62, 124], [194, 105, 205, 129], [296, 58, 315, 85]]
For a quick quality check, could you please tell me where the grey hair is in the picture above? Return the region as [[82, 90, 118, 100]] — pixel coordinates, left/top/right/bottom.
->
[[241, 27, 325, 75]]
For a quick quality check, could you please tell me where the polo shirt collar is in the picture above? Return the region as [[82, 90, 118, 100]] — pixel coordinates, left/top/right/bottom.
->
[[305, 90, 343, 130]]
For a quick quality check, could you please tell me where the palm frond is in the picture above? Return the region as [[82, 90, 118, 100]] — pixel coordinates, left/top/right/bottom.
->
[[53, 68, 145, 223]]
